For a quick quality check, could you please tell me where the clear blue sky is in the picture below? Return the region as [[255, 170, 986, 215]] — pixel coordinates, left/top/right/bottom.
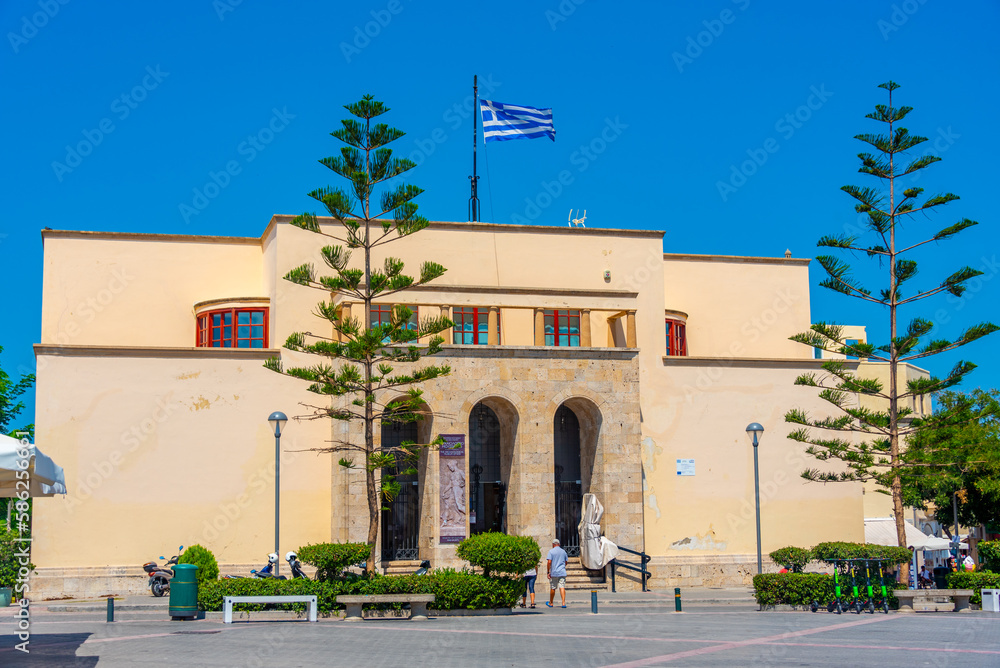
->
[[2, 0, 998, 428]]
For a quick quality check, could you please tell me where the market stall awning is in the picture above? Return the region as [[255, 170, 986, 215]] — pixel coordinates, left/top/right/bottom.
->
[[0, 434, 67, 497]]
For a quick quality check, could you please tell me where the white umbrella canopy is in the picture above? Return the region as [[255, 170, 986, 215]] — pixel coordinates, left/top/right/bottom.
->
[[578, 493, 619, 569], [864, 517, 950, 551], [0, 434, 67, 498]]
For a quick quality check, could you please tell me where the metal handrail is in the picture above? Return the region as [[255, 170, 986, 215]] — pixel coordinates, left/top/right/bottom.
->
[[610, 546, 652, 592]]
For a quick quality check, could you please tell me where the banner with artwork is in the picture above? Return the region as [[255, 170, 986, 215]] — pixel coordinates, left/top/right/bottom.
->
[[439, 434, 466, 544]]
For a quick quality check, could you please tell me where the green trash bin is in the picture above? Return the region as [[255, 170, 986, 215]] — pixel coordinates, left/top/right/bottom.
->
[[168, 563, 198, 620]]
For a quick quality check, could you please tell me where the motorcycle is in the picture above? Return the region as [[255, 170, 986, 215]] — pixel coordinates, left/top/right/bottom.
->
[[286, 551, 308, 579], [143, 546, 183, 597], [251, 552, 286, 580]]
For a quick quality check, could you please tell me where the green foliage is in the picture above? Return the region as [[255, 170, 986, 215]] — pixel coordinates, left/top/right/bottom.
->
[[177, 544, 219, 585], [753, 572, 903, 608], [0, 524, 33, 599], [978, 541, 1000, 573], [197, 569, 522, 612], [811, 542, 911, 565], [0, 345, 34, 438], [456, 533, 541, 577], [297, 542, 370, 580], [946, 571, 1000, 605], [768, 546, 813, 573]]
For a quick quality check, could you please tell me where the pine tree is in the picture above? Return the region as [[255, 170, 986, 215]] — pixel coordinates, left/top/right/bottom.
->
[[785, 82, 997, 583], [265, 96, 452, 573]]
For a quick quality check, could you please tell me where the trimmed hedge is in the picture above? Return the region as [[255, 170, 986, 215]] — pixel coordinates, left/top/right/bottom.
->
[[297, 542, 370, 581], [946, 572, 1000, 606], [198, 569, 523, 612], [769, 546, 812, 573], [811, 541, 911, 565], [978, 541, 1000, 573], [456, 533, 540, 577], [0, 524, 34, 600], [178, 544, 219, 586], [753, 573, 903, 608]]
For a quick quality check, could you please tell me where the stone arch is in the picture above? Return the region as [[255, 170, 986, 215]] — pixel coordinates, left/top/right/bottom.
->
[[460, 388, 522, 536], [547, 388, 605, 496]]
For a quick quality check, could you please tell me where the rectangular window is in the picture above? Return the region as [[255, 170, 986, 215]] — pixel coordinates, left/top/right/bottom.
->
[[544, 310, 580, 347], [370, 304, 419, 341], [452, 307, 499, 345], [665, 319, 687, 356], [196, 308, 268, 348]]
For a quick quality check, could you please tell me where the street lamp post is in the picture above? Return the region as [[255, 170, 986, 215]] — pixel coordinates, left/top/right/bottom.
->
[[745, 422, 765, 574], [268, 411, 287, 575]]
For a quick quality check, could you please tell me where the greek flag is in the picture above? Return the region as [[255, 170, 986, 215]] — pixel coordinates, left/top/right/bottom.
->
[[480, 100, 555, 143]]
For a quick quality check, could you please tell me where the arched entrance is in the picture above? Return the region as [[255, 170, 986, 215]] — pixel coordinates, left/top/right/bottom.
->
[[554, 404, 582, 556], [469, 402, 506, 535], [380, 418, 420, 561]]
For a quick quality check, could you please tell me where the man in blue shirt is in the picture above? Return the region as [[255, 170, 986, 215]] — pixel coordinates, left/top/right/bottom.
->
[[546, 539, 569, 608]]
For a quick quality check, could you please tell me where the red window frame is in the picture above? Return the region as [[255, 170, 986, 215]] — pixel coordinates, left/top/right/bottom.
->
[[452, 307, 499, 345], [196, 308, 269, 348], [544, 309, 581, 347], [666, 318, 687, 356], [369, 304, 419, 330]]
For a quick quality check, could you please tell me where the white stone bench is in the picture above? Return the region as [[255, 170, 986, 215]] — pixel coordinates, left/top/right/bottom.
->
[[223, 595, 318, 623], [336, 594, 435, 621], [895, 589, 973, 613]]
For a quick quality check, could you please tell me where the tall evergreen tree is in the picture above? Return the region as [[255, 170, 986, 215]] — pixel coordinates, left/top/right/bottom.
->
[[785, 82, 997, 582], [266, 96, 452, 573], [0, 345, 34, 439]]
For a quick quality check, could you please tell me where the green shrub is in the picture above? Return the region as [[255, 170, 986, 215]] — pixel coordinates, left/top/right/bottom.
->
[[769, 546, 812, 573], [946, 571, 1000, 606], [753, 572, 903, 608], [297, 542, 370, 581], [178, 544, 219, 586], [0, 524, 34, 600], [811, 541, 911, 565], [978, 541, 1000, 573], [456, 533, 540, 577]]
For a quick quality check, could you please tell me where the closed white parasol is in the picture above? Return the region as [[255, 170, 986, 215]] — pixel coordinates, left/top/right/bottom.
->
[[0, 434, 67, 497], [578, 493, 619, 569]]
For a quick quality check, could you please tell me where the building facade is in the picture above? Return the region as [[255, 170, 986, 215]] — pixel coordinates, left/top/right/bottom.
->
[[32, 216, 904, 596]]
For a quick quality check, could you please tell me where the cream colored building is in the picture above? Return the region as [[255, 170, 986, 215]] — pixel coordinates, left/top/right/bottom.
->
[[31, 216, 912, 595]]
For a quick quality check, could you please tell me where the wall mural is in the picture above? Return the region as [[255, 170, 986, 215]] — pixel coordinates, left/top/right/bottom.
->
[[439, 434, 466, 544]]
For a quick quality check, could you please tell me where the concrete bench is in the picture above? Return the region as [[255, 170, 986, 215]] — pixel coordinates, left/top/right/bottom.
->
[[223, 595, 318, 623], [336, 594, 435, 621], [895, 589, 973, 613]]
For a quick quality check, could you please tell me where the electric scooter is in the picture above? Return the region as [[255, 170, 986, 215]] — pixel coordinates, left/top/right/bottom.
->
[[252, 552, 287, 580], [142, 546, 184, 597], [286, 551, 308, 579], [873, 559, 890, 613]]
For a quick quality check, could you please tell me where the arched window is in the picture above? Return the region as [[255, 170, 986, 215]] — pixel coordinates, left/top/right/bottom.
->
[[196, 308, 268, 348]]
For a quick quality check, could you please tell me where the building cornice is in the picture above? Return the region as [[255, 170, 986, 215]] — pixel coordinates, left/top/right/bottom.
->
[[663, 252, 811, 266], [662, 356, 860, 369], [193, 296, 270, 311], [363, 284, 638, 300], [34, 344, 279, 359], [40, 229, 261, 246], [442, 344, 638, 360]]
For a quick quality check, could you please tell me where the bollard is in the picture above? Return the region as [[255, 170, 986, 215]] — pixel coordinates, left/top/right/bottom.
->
[[674, 587, 682, 612], [107, 597, 114, 622], [591, 590, 598, 614]]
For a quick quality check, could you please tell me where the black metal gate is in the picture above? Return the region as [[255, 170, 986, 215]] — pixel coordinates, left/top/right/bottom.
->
[[470, 403, 506, 535], [554, 405, 582, 557], [381, 420, 420, 562]]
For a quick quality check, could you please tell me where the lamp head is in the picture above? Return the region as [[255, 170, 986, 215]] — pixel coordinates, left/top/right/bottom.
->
[[745, 422, 764, 447], [268, 411, 288, 437]]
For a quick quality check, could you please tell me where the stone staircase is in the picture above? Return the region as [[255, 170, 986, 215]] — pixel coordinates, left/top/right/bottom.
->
[[563, 557, 608, 591], [382, 560, 423, 576]]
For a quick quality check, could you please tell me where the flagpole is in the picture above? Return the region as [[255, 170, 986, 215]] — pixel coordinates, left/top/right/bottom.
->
[[469, 75, 480, 222]]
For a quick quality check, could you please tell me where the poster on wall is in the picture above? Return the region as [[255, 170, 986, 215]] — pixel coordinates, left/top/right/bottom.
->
[[439, 434, 466, 544], [676, 459, 696, 476]]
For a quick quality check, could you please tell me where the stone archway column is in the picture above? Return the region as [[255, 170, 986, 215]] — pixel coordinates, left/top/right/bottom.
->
[[534, 308, 545, 346], [626, 310, 637, 348], [580, 309, 591, 347], [488, 307, 500, 346]]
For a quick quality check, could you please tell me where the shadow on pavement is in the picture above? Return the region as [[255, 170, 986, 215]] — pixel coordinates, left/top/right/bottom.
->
[[0, 632, 98, 667]]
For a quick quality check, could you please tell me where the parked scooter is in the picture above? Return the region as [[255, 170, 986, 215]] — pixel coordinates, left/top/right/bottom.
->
[[143, 546, 183, 597], [286, 551, 308, 579], [251, 552, 287, 580]]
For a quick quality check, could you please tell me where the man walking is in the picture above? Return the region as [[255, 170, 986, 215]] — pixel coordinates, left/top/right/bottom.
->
[[546, 538, 569, 608]]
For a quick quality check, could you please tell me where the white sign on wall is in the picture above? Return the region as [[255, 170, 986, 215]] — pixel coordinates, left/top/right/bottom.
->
[[676, 459, 696, 476]]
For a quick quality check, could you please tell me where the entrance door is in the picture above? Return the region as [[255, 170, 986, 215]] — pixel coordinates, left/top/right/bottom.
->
[[554, 405, 582, 557], [380, 420, 420, 561], [469, 403, 505, 535]]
